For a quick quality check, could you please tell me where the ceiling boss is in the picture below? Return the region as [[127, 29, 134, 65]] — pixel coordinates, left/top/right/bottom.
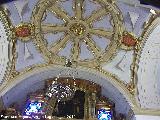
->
[[30, 0, 124, 67]]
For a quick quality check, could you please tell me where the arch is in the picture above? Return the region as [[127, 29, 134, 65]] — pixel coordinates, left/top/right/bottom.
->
[[135, 16, 160, 109], [0, 65, 135, 115]]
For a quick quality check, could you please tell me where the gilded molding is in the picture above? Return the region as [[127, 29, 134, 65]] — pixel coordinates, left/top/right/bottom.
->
[[133, 107, 160, 116], [0, 8, 17, 84]]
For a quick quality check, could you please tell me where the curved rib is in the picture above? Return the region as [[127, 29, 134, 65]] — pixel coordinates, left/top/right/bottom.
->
[[84, 37, 101, 57], [48, 5, 71, 22], [50, 35, 70, 54], [89, 28, 113, 39], [41, 24, 67, 34], [86, 8, 108, 23], [74, 0, 84, 20], [71, 38, 80, 61]]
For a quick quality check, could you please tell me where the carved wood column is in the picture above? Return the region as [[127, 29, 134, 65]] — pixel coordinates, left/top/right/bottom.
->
[[84, 91, 89, 119], [90, 93, 96, 118]]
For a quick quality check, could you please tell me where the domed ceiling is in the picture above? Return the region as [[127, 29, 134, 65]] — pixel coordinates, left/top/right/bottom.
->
[[0, 0, 160, 116]]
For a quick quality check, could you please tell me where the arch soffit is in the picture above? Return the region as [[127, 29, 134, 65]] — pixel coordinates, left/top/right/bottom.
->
[[0, 65, 135, 108], [134, 16, 160, 96], [132, 15, 160, 113]]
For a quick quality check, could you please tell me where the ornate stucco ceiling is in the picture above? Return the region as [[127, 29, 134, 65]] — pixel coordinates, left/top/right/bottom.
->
[[1, 0, 149, 84], [0, 0, 160, 116]]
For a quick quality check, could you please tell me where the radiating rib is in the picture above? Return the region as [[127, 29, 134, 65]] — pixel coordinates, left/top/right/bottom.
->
[[86, 8, 108, 23], [84, 37, 101, 57], [89, 28, 113, 39], [50, 35, 70, 54], [74, 0, 84, 19], [71, 38, 80, 61], [41, 24, 67, 33], [48, 5, 71, 22]]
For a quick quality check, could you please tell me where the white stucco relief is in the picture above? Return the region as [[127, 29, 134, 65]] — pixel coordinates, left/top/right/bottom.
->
[[102, 50, 134, 84]]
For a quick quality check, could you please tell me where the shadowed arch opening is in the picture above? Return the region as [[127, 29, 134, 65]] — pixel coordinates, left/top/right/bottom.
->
[[0, 65, 135, 116]]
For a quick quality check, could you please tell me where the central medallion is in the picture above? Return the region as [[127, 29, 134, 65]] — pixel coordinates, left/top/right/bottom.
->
[[67, 20, 89, 39], [69, 23, 86, 36]]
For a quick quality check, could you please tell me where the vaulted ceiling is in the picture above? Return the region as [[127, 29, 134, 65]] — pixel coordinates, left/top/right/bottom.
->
[[0, 0, 160, 116]]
